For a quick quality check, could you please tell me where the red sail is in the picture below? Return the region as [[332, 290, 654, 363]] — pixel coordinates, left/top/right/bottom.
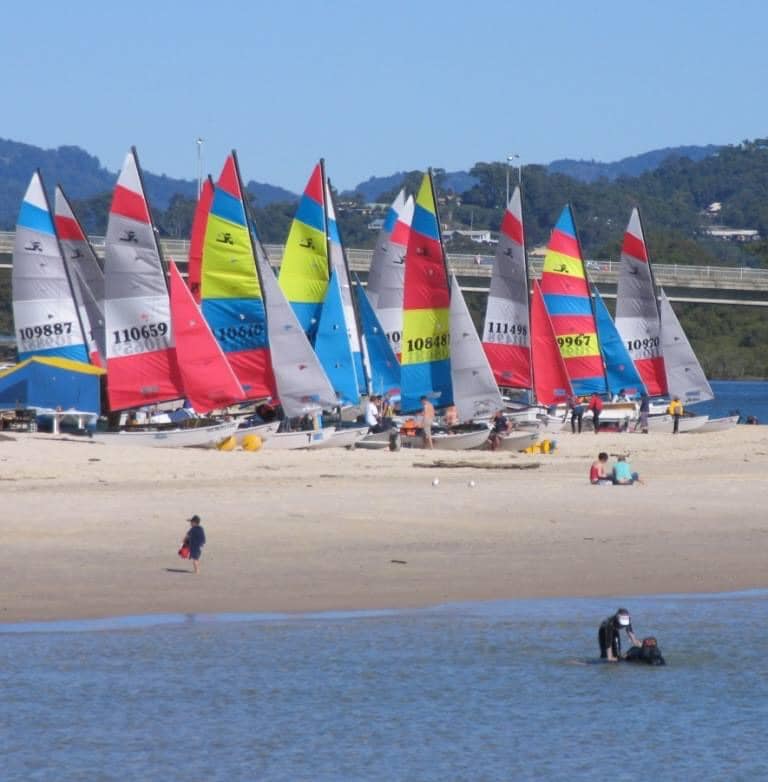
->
[[169, 261, 245, 413], [530, 280, 572, 405], [187, 177, 214, 303]]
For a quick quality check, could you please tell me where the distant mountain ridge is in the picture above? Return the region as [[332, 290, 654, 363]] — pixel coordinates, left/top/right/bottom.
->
[[0, 138, 297, 229]]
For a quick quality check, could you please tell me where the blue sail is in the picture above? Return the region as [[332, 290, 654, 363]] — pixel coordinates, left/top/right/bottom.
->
[[354, 275, 400, 396], [593, 285, 646, 397], [314, 270, 360, 406]]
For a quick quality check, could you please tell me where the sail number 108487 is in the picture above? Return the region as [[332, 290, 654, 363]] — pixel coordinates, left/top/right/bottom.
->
[[405, 334, 448, 352]]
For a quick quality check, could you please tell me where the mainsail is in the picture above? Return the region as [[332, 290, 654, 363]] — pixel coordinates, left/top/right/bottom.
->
[[615, 208, 667, 396], [13, 171, 89, 363], [278, 162, 329, 339], [450, 275, 503, 421], [354, 274, 400, 397], [400, 171, 452, 412], [592, 285, 646, 396], [367, 189, 414, 356], [481, 186, 532, 389], [659, 289, 714, 404], [187, 175, 214, 303], [168, 260, 244, 412], [530, 280, 572, 405], [325, 175, 366, 394], [251, 232, 337, 417], [103, 148, 184, 410], [540, 205, 606, 395], [314, 270, 359, 405], [199, 153, 276, 400], [54, 185, 105, 365]]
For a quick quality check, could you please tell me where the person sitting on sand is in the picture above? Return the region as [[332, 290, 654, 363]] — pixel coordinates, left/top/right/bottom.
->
[[589, 452, 613, 484], [365, 395, 385, 433], [599, 608, 641, 661], [612, 455, 642, 485], [489, 410, 511, 451]]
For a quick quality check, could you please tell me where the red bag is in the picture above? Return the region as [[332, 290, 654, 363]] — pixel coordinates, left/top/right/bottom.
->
[[178, 544, 191, 559]]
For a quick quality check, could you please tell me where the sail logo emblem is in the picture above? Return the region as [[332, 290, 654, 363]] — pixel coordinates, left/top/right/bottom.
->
[[70, 249, 84, 259], [216, 232, 235, 245], [393, 254, 405, 265], [503, 248, 514, 257], [25, 240, 43, 252], [299, 237, 315, 249], [119, 230, 139, 243]]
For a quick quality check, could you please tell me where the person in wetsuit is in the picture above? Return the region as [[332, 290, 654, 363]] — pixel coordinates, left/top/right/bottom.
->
[[598, 608, 640, 660]]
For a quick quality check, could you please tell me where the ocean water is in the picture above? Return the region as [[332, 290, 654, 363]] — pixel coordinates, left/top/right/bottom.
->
[[2, 592, 767, 781], [699, 379, 768, 422]]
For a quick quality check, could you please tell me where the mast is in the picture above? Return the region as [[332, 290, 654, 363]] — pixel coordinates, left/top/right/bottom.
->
[[132, 146, 170, 292], [428, 167, 452, 299]]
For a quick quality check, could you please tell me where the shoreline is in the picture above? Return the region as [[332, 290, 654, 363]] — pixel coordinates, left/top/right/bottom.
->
[[2, 426, 767, 623], [3, 587, 767, 632]]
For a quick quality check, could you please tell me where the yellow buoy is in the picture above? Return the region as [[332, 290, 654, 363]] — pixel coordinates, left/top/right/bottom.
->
[[217, 436, 236, 451], [241, 434, 263, 452]]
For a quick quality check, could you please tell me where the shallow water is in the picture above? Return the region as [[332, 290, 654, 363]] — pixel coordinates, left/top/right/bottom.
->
[[698, 379, 768, 422], [2, 592, 766, 781]]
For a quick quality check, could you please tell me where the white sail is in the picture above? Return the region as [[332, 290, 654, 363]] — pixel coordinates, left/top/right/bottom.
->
[[12, 171, 89, 363], [54, 186, 105, 364], [449, 275, 503, 421], [367, 190, 413, 356], [659, 289, 714, 404], [252, 236, 337, 416]]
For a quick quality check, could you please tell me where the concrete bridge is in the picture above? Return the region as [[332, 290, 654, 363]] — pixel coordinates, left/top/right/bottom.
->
[[2, 231, 768, 306]]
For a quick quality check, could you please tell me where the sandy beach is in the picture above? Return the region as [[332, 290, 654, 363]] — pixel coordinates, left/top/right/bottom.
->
[[1, 426, 766, 624]]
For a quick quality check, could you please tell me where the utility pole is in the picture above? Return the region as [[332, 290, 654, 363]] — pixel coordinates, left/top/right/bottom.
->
[[196, 138, 204, 198]]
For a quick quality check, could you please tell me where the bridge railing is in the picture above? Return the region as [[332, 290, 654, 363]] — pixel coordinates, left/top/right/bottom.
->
[[2, 230, 768, 287]]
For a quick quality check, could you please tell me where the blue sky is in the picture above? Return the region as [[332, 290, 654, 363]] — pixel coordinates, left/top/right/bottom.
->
[[3, 0, 767, 191]]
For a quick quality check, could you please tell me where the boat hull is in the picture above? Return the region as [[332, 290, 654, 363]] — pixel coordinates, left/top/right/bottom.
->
[[90, 421, 238, 448], [260, 427, 336, 450], [314, 426, 369, 449], [688, 415, 739, 433], [646, 414, 709, 433], [235, 421, 279, 444]]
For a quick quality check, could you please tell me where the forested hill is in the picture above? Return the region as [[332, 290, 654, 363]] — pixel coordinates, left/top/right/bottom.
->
[[0, 138, 297, 229]]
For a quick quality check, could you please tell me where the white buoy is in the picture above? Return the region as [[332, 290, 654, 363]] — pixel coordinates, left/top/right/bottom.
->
[[468, 480, 476, 488], [432, 478, 440, 486]]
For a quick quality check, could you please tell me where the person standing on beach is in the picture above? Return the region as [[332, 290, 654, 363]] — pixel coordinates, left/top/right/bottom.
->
[[183, 515, 206, 574], [668, 397, 684, 434], [588, 393, 603, 434], [420, 396, 435, 449], [568, 395, 584, 434], [598, 608, 640, 660], [637, 393, 650, 434]]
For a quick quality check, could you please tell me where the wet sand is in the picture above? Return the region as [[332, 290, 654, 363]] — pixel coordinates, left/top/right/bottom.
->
[[1, 426, 767, 623]]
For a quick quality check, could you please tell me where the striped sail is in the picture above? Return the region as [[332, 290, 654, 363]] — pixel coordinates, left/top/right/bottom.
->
[[12, 171, 89, 364], [324, 176, 366, 395], [400, 171, 452, 412], [187, 176, 214, 303], [450, 275, 503, 422], [54, 186, 105, 365], [592, 285, 646, 397], [659, 289, 714, 404], [251, 232, 337, 417], [367, 190, 414, 357], [540, 205, 606, 395], [168, 260, 244, 412], [530, 280, 572, 405], [354, 275, 400, 397], [200, 153, 276, 400], [278, 162, 329, 339], [104, 148, 184, 410], [481, 186, 531, 389], [615, 208, 667, 396]]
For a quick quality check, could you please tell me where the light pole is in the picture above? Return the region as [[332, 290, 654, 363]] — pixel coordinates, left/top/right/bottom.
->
[[196, 138, 204, 198], [505, 153, 520, 206]]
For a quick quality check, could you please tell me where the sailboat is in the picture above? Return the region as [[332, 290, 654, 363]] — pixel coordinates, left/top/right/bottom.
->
[[530, 279, 573, 406], [481, 186, 532, 391], [54, 186, 105, 365], [366, 189, 414, 357], [199, 152, 276, 401], [187, 175, 214, 303], [399, 170, 453, 413], [615, 209, 714, 430], [540, 205, 607, 396], [12, 171, 90, 364]]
